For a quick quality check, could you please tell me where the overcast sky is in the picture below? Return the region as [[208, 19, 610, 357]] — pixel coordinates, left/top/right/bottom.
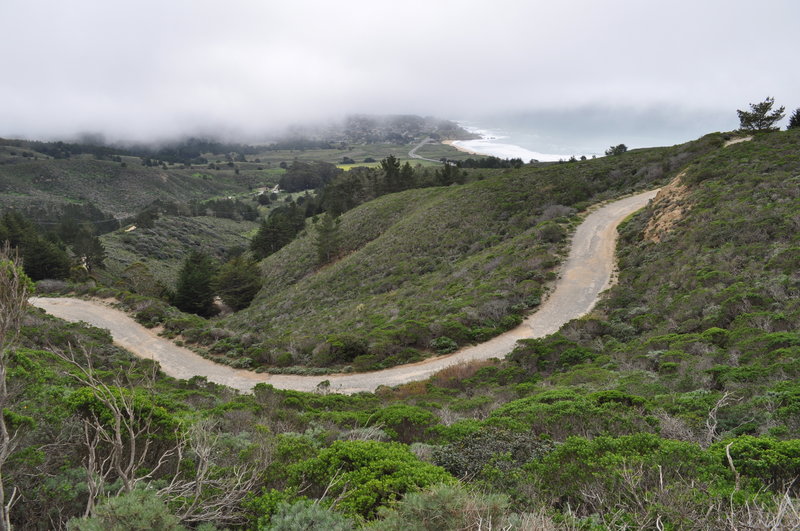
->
[[1, 0, 798, 145]]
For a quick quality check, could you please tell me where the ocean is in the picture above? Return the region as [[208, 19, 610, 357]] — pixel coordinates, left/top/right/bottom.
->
[[449, 108, 733, 162], [451, 122, 574, 162]]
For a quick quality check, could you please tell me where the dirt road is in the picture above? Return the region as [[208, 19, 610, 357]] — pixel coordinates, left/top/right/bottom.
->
[[31, 189, 658, 394]]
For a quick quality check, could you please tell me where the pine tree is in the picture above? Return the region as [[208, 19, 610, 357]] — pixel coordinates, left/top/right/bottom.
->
[[212, 255, 262, 310], [605, 144, 628, 156], [788, 108, 800, 130], [380, 155, 401, 193], [399, 161, 415, 190], [737, 97, 785, 132], [315, 213, 340, 265], [72, 231, 106, 272], [172, 251, 217, 316]]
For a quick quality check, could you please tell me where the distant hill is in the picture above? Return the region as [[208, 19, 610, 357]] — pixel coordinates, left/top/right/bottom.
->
[[0, 151, 257, 220], [281, 114, 478, 145], [0, 114, 475, 225]]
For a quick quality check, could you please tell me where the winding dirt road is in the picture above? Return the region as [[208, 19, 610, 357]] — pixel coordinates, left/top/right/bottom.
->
[[31, 189, 658, 394]]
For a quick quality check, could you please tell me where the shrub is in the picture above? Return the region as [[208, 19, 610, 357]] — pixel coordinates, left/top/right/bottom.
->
[[430, 336, 458, 354], [287, 440, 454, 519], [372, 404, 438, 442], [262, 500, 354, 531], [374, 483, 512, 531], [433, 429, 553, 480], [67, 489, 185, 530]]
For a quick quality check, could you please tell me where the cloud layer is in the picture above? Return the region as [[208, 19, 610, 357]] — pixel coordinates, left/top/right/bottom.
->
[[1, 0, 798, 142]]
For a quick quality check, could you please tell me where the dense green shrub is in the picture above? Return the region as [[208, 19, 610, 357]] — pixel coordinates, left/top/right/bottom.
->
[[286, 440, 453, 519], [433, 428, 553, 480]]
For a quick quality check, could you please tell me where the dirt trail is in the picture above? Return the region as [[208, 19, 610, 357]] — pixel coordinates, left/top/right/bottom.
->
[[31, 189, 658, 394]]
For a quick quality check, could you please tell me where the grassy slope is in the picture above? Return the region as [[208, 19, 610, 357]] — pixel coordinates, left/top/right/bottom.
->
[[219, 135, 723, 369], [593, 130, 800, 409], [0, 154, 268, 217], [100, 215, 259, 288], [447, 129, 800, 440]]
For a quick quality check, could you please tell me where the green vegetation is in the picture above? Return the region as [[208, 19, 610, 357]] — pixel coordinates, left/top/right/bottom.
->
[[199, 134, 721, 371], [605, 143, 628, 156], [172, 251, 218, 317], [0, 211, 72, 280], [100, 215, 258, 289], [212, 255, 263, 311], [0, 123, 798, 529], [0, 153, 259, 219], [788, 107, 800, 130]]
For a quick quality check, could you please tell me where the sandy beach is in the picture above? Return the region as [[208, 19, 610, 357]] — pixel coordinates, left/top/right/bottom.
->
[[442, 139, 483, 156], [444, 125, 568, 162]]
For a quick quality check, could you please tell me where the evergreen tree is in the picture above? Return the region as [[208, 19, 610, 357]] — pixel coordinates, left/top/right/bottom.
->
[[380, 155, 401, 193], [250, 204, 306, 259], [788, 108, 800, 130], [434, 163, 460, 186], [20, 237, 71, 281], [0, 211, 70, 280], [605, 144, 628, 156], [737, 97, 785, 132], [315, 213, 341, 265], [72, 229, 106, 272], [172, 251, 217, 316], [399, 161, 415, 190], [212, 255, 262, 310]]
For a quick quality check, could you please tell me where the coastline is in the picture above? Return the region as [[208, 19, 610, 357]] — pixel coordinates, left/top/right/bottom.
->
[[442, 139, 482, 156], [449, 122, 569, 162]]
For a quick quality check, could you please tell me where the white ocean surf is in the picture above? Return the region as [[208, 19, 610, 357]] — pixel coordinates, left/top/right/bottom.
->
[[452, 123, 571, 162]]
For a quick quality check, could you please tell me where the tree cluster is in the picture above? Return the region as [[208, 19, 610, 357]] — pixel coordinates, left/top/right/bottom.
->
[[0, 211, 72, 280], [278, 161, 341, 192], [172, 250, 263, 315], [250, 203, 308, 260], [456, 156, 524, 169], [605, 144, 628, 156]]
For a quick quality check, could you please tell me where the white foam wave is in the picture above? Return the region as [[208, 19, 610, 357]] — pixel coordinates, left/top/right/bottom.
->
[[455, 121, 568, 162]]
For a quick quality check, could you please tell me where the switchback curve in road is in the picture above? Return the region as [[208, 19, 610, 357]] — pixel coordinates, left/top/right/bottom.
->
[[31, 189, 658, 394]]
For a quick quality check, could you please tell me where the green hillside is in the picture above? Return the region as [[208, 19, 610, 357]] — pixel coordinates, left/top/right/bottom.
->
[[211, 135, 723, 371], [100, 215, 259, 290], [4, 128, 799, 529], [0, 151, 267, 219]]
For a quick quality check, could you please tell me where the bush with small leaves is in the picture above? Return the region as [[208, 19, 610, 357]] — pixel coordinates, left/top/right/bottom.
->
[[67, 490, 185, 531], [287, 440, 454, 519], [261, 500, 354, 531]]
